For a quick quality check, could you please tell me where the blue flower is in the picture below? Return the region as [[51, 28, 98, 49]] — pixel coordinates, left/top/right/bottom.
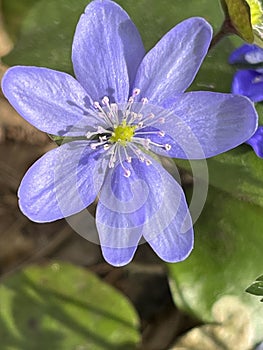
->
[[1, 0, 258, 266], [246, 126, 263, 157], [229, 43, 263, 65], [230, 44, 263, 157]]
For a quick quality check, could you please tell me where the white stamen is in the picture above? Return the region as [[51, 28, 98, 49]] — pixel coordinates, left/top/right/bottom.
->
[[127, 112, 143, 124], [117, 146, 131, 177], [97, 126, 113, 134], [123, 146, 132, 163], [133, 135, 171, 152], [88, 90, 170, 178], [142, 116, 166, 129], [109, 146, 117, 168], [132, 137, 151, 149], [93, 101, 101, 109], [128, 143, 144, 160], [141, 113, 155, 126], [86, 130, 98, 138], [93, 100, 114, 126], [90, 139, 108, 149], [134, 130, 165, 137], [102, 96, 109, 105], [110, 103, 119, 123]]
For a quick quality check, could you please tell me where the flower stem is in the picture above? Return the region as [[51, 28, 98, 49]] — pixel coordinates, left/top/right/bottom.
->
[[209, 17, 237, 50]]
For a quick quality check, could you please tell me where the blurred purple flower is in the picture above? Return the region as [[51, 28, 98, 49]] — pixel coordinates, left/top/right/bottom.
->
[[229, 43, 263, 65], [2, 0, 258, 266], [246, 126, 263, 157], [231, 44, 263, 157]]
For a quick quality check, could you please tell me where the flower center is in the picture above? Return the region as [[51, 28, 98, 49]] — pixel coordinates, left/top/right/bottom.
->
[[246, 0, 263, 27], [110, 120, 136, 146], [87, 88, 171, 177]]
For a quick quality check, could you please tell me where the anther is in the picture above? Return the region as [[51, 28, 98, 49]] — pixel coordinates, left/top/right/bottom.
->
[[165, 144, 171, 151], [102, 96, 110, 105], [142, 113, 155, 124], [128, 96, 134, 104], [93, 101, 100, 109], [124, 169, 131, 177], [97, 126, 112, 134], [132, 88, 140, 96], [93, 100, 115, 126]]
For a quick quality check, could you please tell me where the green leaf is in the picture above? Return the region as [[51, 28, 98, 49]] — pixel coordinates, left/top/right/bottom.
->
[[1, 0, 38, 41], [0, 262, 140, 350], [2, 0, 90, 73], [247, 0, 263, 47], [190, 35, 242, 93], [220, 0, 263, 47], [221, 0, 254, 42], [246, 275, 263, 298], [168, 186, 263, 344], [2, 0, 224, 72], [207, 152, 263, 208]]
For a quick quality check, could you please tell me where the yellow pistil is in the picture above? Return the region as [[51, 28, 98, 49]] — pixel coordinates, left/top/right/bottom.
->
[[110, 121, 136, 146], [246, 0, 263, 27]]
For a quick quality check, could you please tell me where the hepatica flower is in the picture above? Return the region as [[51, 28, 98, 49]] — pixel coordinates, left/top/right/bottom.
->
[[230, 44, 263, 157], [2, 0, 258, 266]]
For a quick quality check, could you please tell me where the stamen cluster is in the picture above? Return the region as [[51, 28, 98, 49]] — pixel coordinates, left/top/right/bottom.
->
[[86, 89, 171, 177]]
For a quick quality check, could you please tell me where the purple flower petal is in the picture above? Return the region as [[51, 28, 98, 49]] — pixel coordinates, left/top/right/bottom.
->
[[72, 0, 145, 103], [231, 69, 263, 102], [246, 126, 263, 157], [142, 161, 193, 262], [18, 141, 106, 222], [96, 155, 193, 266], [99, 246, 139, 267], [133, 17, 212, 104], [96, 158, 151, 266], [1, 66, 95, 136], [229, 44, 263, 64], [159, 92, 258, 159]]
